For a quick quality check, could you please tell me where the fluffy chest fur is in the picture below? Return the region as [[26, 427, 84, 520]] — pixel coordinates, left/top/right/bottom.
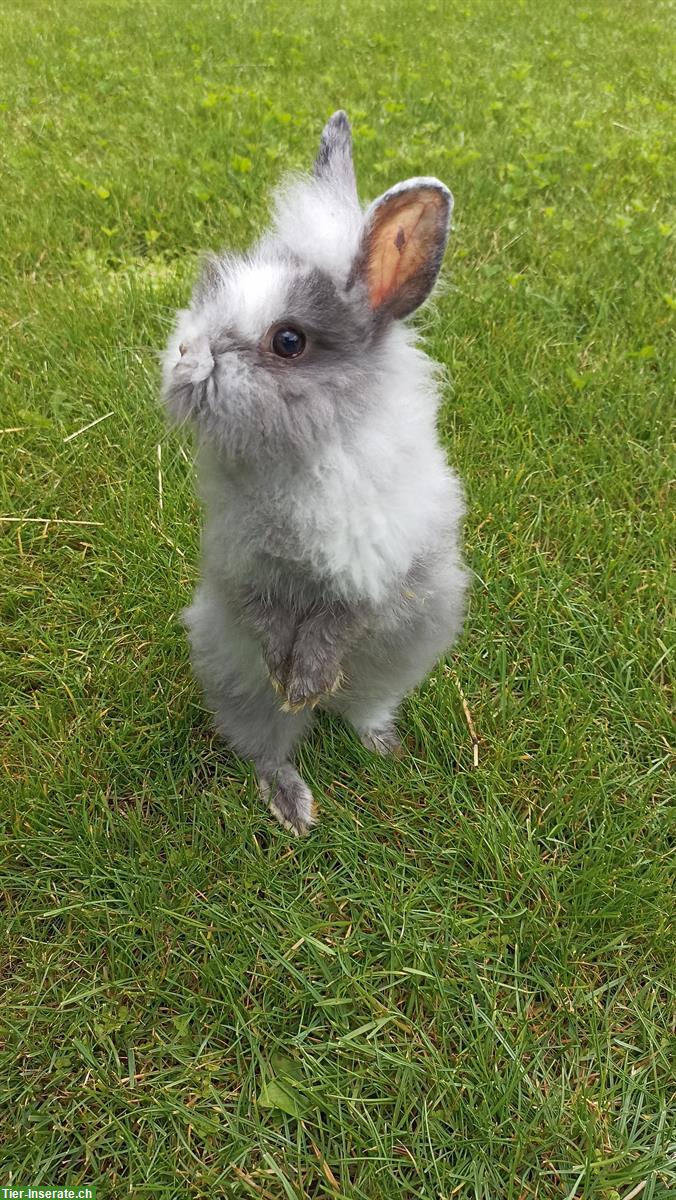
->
[[198, 404, 463, 606]]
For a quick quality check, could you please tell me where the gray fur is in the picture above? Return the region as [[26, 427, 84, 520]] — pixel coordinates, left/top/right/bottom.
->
[[358, 722, 403, 756], [313, 109, 359, 206], [261, 765, 316, 835], [161, 111, 469, 835], [285, 269, 370, 356]]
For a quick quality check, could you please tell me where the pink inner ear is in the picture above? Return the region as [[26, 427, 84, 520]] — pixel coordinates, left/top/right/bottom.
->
[[367, 191, 446, 310]]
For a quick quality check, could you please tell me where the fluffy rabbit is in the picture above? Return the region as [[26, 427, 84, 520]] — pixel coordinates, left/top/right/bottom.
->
[[162, 111, 469, 834]]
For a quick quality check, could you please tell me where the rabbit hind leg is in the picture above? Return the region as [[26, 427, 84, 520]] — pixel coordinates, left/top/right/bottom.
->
[[185, 586, 316, 835], [331, 610, 458, 758], [211, 682, 316, 835], [331, 686, 406, 758]]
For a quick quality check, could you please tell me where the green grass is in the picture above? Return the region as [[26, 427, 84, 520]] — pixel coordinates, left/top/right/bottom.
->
[[1, 0, 674, 1197]]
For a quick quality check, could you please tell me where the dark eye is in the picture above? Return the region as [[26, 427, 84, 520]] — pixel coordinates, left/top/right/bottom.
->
[[271, 326, 306, 359]]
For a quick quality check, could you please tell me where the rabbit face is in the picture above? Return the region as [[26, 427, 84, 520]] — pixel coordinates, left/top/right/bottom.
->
[[162, 111, 453, 468], [163, 249, 377, 466]]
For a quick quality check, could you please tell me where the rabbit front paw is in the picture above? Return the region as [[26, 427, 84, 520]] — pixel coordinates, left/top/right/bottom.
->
[[280, 656, 344, 713], [261, 631, 295, 696], [265, 653, 291, 697]]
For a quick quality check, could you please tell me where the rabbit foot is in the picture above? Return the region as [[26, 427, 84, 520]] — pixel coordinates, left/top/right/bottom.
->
[[259, 766, 317, 836], [280, 667, 344, 713], [359, 723, 404, 758]]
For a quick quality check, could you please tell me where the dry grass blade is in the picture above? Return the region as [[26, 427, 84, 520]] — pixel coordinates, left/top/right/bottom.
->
[[445, 664, 480, 766], [63, 411, 114, 442]]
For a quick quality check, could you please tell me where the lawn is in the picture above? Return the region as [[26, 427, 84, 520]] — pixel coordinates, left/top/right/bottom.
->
[[1, 0, 674, 1197]]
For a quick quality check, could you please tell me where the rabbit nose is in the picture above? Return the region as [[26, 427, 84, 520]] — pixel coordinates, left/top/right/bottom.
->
[[175, 334, 215, 383]]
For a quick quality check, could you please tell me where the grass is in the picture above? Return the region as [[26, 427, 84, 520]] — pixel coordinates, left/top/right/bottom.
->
[[0, 0, 674, 1196]]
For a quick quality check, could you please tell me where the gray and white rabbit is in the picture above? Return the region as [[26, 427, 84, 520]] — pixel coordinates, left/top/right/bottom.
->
[[161, 111, 469, 834]]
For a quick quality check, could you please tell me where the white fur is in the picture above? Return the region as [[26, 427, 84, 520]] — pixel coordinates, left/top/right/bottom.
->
[[272, 175, 363, 284], [164, 204, 460, 606], [162, 114, 469, 834], [227, 258, 292, 342], [164, 166, 464, 608], [198, 325, 464, 606], [165, 257, 297, 372], [162, 167, 366, 379]]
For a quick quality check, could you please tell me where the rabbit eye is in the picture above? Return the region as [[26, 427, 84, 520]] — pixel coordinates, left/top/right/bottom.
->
[[271, 326, 307, 359]]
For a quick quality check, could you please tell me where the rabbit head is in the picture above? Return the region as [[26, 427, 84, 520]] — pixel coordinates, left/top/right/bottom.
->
[[162, 111, 453, 467]]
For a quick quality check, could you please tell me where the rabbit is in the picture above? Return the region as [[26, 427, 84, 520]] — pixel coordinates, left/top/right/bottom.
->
[[161, 110, 469, 835]]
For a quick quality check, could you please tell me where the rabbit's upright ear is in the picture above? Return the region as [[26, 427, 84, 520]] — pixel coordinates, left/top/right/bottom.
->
[[314, 110, 358, 204], [351, 178, 453, 321]]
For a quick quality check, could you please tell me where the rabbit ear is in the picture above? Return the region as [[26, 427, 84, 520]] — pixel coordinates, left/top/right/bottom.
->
[[351, 178, 453, 320], [314, 110, 358, 203]]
